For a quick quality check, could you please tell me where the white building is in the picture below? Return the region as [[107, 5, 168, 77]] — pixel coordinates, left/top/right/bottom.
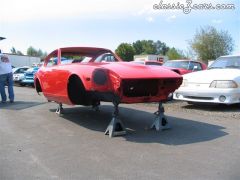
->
[[134, 54, 168, 63], [3, 53, 41, 67]]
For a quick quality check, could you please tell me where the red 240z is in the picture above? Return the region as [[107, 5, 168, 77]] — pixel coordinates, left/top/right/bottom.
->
[[35, 47, 182, 137]]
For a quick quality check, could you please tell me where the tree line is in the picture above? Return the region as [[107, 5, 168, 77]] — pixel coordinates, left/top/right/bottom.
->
[[10, 46, 47, 60], [9, 26, 234, 63], [115, 40, 186, 61], [115, 26, 234, 63]]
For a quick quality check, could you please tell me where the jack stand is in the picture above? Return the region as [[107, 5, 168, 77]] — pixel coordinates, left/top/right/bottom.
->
[[92, 101, 100, 112], [151, 102, 170, 131], [56, 103, 64, 115], [105, 102, 126, 138]]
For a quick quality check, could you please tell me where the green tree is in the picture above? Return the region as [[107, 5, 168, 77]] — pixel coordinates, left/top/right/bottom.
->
[[132, 40, 156, 55], [10, 47, 17, 54], [11, 47, 23, 55], [115, 43, 135, 61], [189, 26, 234, 61], [154, 40, 169, 55], [132, 40, 143, 55], [132, 40, 169, 55], [16, 51, 23, 55], [41, 51, 48, 60], [141, 40, 156, 54], [27, 46, 38, 56], [166, 47, 185, 60], [26, 46, 47, 59]]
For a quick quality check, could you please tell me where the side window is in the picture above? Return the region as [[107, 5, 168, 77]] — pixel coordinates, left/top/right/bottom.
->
[[19, 68, 27, 73], [180, 62, 189, 69], [95, 53, 117, 62], [15, 69, 20, 73], [191, 62, 202, 71], [60, 57, 73, 65], [46, 57, 58, 67]]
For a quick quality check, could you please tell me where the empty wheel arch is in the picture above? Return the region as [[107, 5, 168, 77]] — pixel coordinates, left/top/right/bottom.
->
[[67, 75, 90, 105], [35, 78, 42, 93]]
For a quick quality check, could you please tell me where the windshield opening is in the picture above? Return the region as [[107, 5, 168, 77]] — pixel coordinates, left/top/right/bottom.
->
[[163, 61, 190, 70]]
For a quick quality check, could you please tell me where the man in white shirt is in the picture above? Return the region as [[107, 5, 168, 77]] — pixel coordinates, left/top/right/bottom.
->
[[0, 53, 14, 103]]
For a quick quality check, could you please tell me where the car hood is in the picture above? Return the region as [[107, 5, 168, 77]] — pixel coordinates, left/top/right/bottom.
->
[[99, 62, 182, 79], [183, 69, 240, 83]]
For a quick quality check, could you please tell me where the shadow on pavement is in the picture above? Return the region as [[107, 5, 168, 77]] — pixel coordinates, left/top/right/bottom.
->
[[182, 103, 240, 113], [0, 101, 47, 110], [50, 104, 227, 145]]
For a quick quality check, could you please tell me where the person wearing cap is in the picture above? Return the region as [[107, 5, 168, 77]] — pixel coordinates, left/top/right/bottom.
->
[[0, 54, 14, 103]]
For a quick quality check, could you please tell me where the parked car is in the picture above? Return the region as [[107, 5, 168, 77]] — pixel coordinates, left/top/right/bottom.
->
[[163, 60, 207, 75], [173, 55, 240, 105], [12, 66, 30, 83], [20, 67, 39, 86]]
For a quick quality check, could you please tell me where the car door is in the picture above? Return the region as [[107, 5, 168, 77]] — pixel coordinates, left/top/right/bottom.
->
[[41, 55, 61, 97]]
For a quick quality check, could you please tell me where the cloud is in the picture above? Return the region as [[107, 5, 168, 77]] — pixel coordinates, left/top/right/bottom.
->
[[0, 0, 158, 23], [166, 15, 176, 22], [212, 19, 223, 24], [146, 17, 154, 23]]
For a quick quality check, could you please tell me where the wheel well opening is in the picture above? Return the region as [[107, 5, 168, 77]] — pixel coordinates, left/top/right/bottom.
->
[[67, 75, 87, 105], [35, 78, 42, 93]]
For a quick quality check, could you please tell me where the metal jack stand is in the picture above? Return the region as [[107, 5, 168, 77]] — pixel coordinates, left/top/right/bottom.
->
[[92, 101, 100, 112], [105, 102, 126, 138], [151, 102, 170, 131], [56, 103, 64, 115]]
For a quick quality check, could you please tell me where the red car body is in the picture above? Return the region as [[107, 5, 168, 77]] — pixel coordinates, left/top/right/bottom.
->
[[34, 47, 182, 106], [163, 60, 207, 75]]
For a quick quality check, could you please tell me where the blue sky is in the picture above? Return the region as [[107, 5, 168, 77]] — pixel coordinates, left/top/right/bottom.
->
[[0, 0, 239, 56]]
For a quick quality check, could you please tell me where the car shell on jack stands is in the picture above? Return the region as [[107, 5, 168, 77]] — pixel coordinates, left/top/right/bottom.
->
[[34, 47, 183, 137]]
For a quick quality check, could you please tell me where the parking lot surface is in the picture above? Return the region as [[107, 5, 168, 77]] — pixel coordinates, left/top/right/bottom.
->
[[0, 86, 240, 180]]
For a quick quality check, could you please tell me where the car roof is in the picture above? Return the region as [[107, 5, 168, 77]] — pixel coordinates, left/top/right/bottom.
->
[[165, 59, 202, 63], [169, 59, 192, 61], [57, 47, 112, 56], [45, 47, 114, 62]]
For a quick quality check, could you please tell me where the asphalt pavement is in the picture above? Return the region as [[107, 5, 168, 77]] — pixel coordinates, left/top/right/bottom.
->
[[0, 86, 239, 180]]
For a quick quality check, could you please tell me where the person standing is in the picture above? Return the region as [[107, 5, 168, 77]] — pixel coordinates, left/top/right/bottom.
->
[[0, 53, 14, 103]]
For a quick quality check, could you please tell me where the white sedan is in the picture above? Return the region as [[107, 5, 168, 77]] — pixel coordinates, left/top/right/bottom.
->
[[12, 66, 30, 83], [173, 55, 240, 105]]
